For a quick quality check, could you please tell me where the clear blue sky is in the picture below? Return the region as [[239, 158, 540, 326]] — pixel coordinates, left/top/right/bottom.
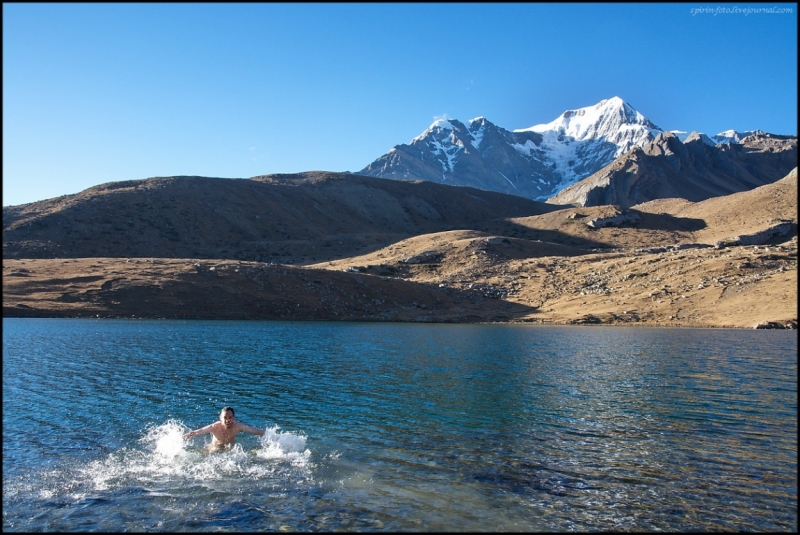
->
[[3, 2, 797, 206]]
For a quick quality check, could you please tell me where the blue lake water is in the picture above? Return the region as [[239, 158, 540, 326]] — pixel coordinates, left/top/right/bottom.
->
[[3, 318, 797, 531]]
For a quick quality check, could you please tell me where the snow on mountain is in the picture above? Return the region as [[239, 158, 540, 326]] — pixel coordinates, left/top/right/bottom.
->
[[711, 129, 765, 145], [359, 97, 771, 202], [672, 130, 716, 145], [517, 97, 660, 144], [410, 118, 462, 179], [468, 117, 486, 149], [512, 97, 662, 192], [404, 116, 493, 181], [674, 129, 763, 146], [670, 130, 691, 142]]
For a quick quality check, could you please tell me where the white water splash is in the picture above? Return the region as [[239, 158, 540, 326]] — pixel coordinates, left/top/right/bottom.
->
[[142, 419, 188, 459], [67, 421, 313, 492], [5, 420, 315, 507], [257, 425, 311, 466]]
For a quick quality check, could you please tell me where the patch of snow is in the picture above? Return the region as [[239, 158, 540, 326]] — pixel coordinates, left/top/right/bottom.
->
[[426, 136, 463, 174], [670, 130, 690, 142], [673, 130, 717, 146], [512, 139, 537, 157], [711, 129, 764, 144], [496, 170, 518, 190], [411, 118, 467, 173], [468, 118, 486, 149]]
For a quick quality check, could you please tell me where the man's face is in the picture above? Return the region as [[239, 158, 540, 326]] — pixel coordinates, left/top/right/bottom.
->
[[220, 410, 234, 428]]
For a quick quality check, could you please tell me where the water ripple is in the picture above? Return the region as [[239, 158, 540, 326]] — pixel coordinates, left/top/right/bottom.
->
[[3, 319, 797, 531]]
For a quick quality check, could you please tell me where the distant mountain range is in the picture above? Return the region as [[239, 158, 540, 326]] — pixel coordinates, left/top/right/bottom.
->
[[359, 96, 796, 204]]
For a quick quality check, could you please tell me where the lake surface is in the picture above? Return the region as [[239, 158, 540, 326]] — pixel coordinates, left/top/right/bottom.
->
[[3, 319, 797, 531]]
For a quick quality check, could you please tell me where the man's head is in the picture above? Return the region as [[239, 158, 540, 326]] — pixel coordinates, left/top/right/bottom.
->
[[219, 406, 235, 428]]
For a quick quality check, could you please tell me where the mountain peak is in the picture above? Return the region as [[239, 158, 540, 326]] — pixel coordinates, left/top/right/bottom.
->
[[684, 131, 717, 146], [558, 97, 626, 120], [469, 116, 493, 127], [595, 95, 626, 110], [516, 97, 660, 138], [430, 117, 455, 130], [644, 130, 687, 158], [411, 116, 462, 143]]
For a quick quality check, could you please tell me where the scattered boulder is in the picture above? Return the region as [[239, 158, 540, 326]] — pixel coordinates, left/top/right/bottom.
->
[[586, 210, 640, 229], [569, 314, 603, 324], [718, 221, 796, 247], [637, 243, 712, 254], [401, 251, 442, 264], [754, 321, 797, 329]]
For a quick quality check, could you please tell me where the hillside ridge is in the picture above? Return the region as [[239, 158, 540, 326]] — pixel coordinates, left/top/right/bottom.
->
[[3, 169, 797, 328]]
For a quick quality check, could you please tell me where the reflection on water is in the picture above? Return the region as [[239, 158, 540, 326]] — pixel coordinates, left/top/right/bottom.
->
[[3, 319, 797, 531]]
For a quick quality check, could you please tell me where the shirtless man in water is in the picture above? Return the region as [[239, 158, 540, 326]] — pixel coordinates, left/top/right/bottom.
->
[[183, 406, 264, 451]]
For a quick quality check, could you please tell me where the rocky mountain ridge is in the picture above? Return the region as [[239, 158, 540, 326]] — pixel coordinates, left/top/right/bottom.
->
[[549, 132, 797, 207]]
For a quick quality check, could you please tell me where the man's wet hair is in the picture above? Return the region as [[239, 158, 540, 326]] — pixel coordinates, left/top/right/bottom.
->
[[220, 406, 235, 416]]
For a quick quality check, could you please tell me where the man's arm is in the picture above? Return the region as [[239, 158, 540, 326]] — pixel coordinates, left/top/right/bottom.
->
[[183, 423, 215, 440], [237, 422, 265, 436]]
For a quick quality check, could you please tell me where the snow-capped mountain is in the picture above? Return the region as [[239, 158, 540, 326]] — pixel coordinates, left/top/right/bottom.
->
[[359, 97, 769, 201], [513, 96, 661, 193], [360, 115, 556, 199]]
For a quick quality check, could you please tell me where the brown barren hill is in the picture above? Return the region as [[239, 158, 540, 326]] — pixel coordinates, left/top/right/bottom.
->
[[3, 170, 797, 328], [634, 167, 798, 246], [3, 172, 560, 262]]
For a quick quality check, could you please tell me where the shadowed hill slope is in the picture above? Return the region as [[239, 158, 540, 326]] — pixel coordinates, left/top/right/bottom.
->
[[3, 172, 564, 262], [633, 167, 798, 243]]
